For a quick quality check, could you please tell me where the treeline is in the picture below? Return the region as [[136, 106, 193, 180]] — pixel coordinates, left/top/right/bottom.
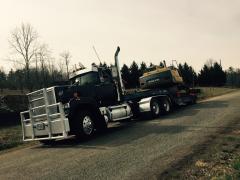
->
[[0, 67, 67, 91], [226, 67, 240, 87], [120, 60, 229, 88], [1, 57, 239, 91]]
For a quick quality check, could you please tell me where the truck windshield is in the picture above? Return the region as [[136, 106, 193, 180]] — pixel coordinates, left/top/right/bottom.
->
[[72, 72, 100, 86]]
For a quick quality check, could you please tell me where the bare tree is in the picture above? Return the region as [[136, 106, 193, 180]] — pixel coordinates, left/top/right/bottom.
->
[[206, 58, 214, 68], [37, 44, 51, 86], [9, 23, 38, 90], [47, 58, 56, 82], [60, 51, 71, 79]]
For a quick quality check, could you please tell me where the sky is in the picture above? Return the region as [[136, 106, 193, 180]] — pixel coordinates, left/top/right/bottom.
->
[[0, 0, 240, 72]]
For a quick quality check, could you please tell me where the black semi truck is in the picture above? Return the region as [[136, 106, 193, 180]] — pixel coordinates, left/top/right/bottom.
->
[[20, 47, 197, 143]]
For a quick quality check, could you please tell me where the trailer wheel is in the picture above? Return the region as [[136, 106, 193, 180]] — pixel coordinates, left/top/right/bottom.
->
[[150, 99, 161, 118], [74, 110, 96, 138], [161, 98, 171, 114]]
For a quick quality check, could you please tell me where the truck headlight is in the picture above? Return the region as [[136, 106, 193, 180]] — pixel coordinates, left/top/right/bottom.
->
[[63, 103, 70, 116], [64, 103, 70, 109]]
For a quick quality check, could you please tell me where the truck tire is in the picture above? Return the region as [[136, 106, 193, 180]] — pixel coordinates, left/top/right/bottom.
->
[[74, 110, 96, 139], [150, 99, 161, 118], [161, 97, 171, 114]]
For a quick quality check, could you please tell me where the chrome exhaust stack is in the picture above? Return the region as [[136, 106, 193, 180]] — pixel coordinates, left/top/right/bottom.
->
[[114, 46, 125, 100]]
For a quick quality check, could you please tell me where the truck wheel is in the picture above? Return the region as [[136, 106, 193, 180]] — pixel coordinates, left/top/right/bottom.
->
[[150, 99, 161, 118], [74, 110, 96, 138], [161, 98, 171, 114]]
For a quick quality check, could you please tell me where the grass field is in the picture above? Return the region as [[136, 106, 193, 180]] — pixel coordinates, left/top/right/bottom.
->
[[0, 125, 23, 151], [198, 87, 236, 99]]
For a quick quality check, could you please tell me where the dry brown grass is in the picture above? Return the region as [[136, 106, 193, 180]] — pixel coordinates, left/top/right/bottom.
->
[[0, 125, 23, 151], [198, 87, 236, 99]]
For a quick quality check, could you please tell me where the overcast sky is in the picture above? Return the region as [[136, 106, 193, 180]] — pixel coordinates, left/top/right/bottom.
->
[[0, 0, 240, 72]]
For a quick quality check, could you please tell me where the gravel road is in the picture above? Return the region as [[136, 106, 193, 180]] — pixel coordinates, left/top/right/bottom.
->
[[0, 91, 239, 180]]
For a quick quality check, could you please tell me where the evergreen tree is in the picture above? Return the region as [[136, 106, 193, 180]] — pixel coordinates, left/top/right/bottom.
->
[[139, 61, 147, 76], [121, 64, 131, 88], [212, 62, 226, 86], [149, 62, 154, 67], [129, 61, 140, 88], [226, 67, 240, 87], [7, 69, 17, 89], [198, 65, 210, 86], [159, 61, 164, 67], [0, 70, 7, 91], [198, 61, 226, 86], [178, 62, 197, 86]]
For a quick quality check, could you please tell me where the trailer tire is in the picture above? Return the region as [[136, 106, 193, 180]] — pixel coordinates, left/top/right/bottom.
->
[[161, 97, 171, 114], [150, 99, 161, 118], [74, 110, 96, 139]]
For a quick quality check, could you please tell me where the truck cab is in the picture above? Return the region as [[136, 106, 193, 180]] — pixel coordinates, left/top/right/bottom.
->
[[67, 68, 119, 107]]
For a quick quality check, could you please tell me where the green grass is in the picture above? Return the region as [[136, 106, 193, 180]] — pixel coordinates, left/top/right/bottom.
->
[[233, 158, 240, 171], [198, 87, 236, 99], [0, 125, 24, 151]]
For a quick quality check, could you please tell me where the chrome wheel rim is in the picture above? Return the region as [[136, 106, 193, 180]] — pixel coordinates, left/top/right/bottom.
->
[[82, 116, 94, 135], [152, 102, 160, 115]]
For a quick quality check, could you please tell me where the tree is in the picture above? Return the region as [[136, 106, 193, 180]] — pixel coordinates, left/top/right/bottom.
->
[[129, 61, 140, 88], [178, 62, 197, 87], [149, 62, 154, 67], [36, 44, 51, 87], [60, 51, 71, 79], [226, 67, 235, 87], [7, 69, 17, 89], [198, 60, 226, 87], [212, 62, 226, 86], [198, 64, 211, 86], [9, 23, 38, 90], [139, 61, 147, 76], [121, 64, 131, 88], [159, 61, 165, 67], [0, 69, 7, 91]]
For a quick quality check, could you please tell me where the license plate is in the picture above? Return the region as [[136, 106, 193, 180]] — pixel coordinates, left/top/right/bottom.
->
[[36, 123, 45, 130]]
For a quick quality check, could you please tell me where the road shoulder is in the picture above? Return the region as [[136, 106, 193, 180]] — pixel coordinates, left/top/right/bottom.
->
[[159, 117, 240, 179]]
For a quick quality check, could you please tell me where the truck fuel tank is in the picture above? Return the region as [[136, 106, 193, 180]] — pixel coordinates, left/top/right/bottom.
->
[[105, 103, 132, 121]]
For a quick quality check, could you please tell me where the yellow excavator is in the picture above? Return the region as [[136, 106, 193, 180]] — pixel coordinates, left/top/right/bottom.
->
[[139, 61, 183, 89]]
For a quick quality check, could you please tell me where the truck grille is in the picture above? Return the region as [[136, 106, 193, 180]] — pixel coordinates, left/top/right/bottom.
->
[[20, 87, 70, 141]]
